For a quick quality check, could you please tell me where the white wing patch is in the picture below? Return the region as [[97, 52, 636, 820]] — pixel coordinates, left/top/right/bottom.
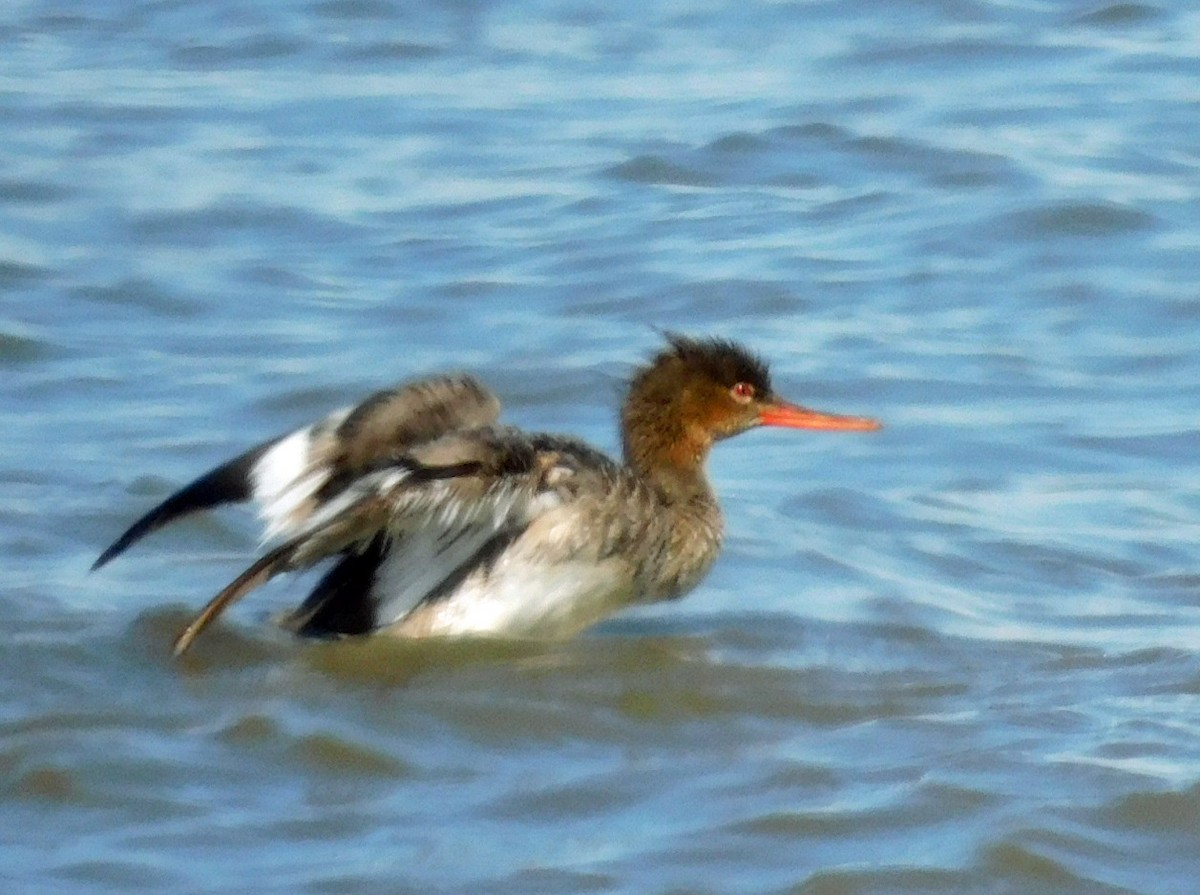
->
[[249, 411, 349, 540]]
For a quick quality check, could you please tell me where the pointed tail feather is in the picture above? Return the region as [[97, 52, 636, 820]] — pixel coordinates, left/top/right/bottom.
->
[[92, 439, 276, 571]]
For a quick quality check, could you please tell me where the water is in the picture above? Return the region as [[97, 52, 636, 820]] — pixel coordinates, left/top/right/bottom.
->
[[4, 0, 1200, 892]]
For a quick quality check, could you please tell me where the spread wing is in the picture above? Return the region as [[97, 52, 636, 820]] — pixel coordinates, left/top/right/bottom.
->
[[92, 375, 500, 570], [171, 428, 573, 656]]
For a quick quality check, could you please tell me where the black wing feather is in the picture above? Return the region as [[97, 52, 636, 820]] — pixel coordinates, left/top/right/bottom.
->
[[91, 438, 276, 571], [283, 535, 389, 638]]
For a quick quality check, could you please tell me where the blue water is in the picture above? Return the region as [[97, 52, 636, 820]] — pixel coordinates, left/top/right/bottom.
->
[[4, 1, 1200, 892]]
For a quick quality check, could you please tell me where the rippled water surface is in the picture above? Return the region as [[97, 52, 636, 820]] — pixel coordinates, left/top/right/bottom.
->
[[5, 1, 1200, 892]]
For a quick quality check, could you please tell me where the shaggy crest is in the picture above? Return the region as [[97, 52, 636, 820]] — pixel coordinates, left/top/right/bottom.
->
[[649, 333, 773, 396]]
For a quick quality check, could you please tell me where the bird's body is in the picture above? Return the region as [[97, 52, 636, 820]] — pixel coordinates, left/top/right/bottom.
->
[[93, 335, 879, 656]]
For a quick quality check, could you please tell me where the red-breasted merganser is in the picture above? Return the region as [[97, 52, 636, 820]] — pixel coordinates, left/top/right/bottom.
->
[[93, 334, 880, 656]]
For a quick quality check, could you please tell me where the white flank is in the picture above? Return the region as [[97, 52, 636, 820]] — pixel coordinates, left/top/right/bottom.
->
[[372, 522, 496, 625], [372, 483, 528, 623], [415, 556, 632, 639]]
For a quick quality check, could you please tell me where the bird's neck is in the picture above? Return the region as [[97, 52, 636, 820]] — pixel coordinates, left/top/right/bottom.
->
[[620, 407, 715, 504]]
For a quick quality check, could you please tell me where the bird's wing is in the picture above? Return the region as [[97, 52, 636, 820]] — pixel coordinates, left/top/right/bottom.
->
[[171, 427, 572, 655], [92, 375, 500, 569]]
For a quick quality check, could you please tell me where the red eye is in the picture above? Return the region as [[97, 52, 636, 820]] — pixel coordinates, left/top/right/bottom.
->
[[731, 382, 755, 403]]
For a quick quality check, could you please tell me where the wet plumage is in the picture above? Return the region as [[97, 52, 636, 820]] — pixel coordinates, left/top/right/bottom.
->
[[93, 334, 880, 656]]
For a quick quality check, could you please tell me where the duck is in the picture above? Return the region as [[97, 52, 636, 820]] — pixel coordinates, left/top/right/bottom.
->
[[93, 334, 880, 655]]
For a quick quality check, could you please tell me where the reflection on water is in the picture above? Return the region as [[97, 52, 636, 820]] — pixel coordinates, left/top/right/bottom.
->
[[4, 1, 1200, 893]]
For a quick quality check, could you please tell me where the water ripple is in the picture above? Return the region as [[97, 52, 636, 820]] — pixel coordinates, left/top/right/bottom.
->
[[4, 0, 1200, 891]]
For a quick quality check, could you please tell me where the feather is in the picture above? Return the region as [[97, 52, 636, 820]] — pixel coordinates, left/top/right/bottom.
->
[[92, 438, 276, 570]]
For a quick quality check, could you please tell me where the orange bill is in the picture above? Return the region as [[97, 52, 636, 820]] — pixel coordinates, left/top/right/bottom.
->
[[758, 401, 881, 432]]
